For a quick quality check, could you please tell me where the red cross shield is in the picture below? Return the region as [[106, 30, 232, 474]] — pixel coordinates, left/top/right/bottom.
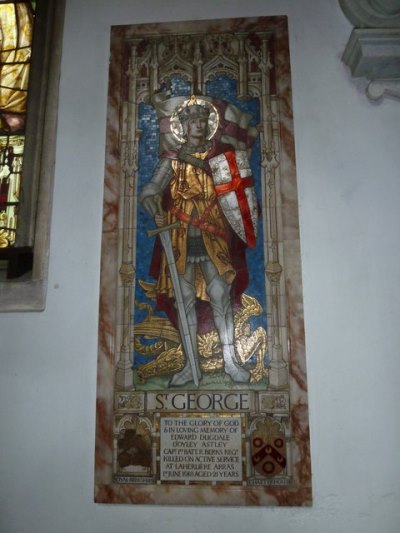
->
[[209, 150, 258, 248]]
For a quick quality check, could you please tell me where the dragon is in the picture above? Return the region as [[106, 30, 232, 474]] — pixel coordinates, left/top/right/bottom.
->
[[134, 280, 268, 383]]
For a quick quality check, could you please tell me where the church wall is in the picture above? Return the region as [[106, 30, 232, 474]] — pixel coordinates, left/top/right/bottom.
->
[[1, 0, 399, 531]]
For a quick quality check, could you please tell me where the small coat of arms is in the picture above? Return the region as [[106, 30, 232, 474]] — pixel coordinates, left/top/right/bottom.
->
[[251, 417, 287, 477]]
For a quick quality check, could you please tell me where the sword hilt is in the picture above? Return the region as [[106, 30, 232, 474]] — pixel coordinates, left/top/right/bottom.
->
[[147, 221, 180, 238]]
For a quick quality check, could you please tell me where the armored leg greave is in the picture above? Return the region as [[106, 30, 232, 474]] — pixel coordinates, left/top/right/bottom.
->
[[203, 263, 250, 383]]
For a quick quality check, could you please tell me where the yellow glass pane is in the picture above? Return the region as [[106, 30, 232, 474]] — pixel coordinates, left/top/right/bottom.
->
[[0, 3, 33, 114], [0, 2, 34, 248]]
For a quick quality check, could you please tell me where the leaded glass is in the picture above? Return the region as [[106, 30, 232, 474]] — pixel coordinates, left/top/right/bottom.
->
[[0, 1, 35, 247]]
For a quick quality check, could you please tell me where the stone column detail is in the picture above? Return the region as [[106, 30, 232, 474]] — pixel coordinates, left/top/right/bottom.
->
[[259, 34, 288, 389], [115, 44, 139, 390]]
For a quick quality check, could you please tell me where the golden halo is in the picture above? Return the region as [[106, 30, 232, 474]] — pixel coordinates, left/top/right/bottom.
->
[[170, 97, 219, 144]]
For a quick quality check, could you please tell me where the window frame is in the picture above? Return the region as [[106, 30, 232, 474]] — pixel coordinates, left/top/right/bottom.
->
[[0, 0, 65, 311]]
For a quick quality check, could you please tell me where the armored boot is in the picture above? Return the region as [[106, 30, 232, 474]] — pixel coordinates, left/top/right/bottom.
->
[[169, 356, 201, 387], [222, 343, 250, 383], [169, 298, 202, 387]]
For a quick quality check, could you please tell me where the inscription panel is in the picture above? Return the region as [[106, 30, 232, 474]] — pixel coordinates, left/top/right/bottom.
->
[[160, 416, 242, 482]]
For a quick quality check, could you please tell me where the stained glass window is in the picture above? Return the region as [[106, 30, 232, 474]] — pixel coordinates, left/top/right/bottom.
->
[[0, 1, 35, 248]]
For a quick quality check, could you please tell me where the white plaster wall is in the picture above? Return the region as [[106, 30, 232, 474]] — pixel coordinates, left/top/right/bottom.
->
[[1, 0, 400, 531]]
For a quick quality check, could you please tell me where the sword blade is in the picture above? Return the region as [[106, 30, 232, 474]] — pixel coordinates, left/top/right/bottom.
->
[[158, 230, 200, 387]]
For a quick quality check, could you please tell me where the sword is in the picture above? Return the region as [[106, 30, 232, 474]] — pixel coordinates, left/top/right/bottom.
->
[[147, 216, 200, 387]]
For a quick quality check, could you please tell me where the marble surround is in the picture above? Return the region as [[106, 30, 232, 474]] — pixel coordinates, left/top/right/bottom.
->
[[95, 16, 311, 506]]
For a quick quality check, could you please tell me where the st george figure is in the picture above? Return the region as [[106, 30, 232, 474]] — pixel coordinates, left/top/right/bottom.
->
[[139, 95, 258, 387]]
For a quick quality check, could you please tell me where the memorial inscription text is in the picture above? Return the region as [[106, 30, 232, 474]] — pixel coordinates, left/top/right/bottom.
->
[[160, 416, 243, 481]]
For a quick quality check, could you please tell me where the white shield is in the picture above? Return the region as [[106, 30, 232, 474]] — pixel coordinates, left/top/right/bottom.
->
[[209, 150, 258, 248]]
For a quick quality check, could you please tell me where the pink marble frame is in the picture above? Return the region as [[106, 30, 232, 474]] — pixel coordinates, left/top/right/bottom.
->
[[95, 16, 312, 506]]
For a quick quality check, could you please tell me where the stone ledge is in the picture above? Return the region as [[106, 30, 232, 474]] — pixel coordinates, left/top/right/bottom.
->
[[343, 28, 400, 78], [342, 28, 400, 100]]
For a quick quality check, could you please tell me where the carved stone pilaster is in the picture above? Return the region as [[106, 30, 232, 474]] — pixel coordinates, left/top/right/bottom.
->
[[115, 44, 141, 391], [261, 95, 288, 390]]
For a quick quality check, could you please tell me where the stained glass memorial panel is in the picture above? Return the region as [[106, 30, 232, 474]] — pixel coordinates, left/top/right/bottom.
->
[[95, 16, 312, 506]]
